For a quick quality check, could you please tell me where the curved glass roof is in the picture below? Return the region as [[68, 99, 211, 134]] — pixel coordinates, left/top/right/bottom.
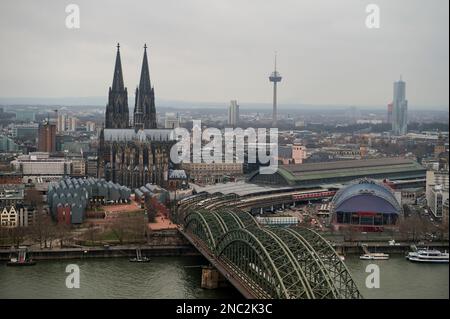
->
[[332, 179, 401, 213]]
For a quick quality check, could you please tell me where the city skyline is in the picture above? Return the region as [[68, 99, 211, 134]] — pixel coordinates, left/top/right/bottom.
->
[[0, 0, 448, 304], [0, 0, 448, 108]]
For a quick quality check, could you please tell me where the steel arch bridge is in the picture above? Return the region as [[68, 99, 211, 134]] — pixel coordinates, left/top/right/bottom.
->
[[182, 209, 362, 299]]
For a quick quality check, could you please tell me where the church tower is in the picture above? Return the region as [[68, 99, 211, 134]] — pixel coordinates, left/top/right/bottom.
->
[[105, 43, 129, 129], [134, 44, 157, 129]]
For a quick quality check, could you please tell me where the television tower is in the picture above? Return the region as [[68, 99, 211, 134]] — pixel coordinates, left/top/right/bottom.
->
[[269, 52, 282, 127]]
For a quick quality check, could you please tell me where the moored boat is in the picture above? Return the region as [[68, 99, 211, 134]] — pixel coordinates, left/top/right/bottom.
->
[[129, 248, 150, 263], [406, 248, 449, 263], [6, 247, 36, 266], [360, 253, 389, 260], [360, 244, 389, 260]]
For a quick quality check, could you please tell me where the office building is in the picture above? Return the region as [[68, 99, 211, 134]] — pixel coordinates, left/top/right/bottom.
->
[[392, 77, 408, 135], [38, 122, 56, 153], [227, 100, 239, 127], [11, 123, 39, 140], [57, 113, 67, 132], [11, 152, 72, 176], [426, 170, 449, 219]]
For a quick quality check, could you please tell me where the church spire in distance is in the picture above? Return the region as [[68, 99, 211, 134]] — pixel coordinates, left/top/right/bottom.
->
[[139, 43, 152, 92], [105, 43, 129, 129], [112, 43, 125, 91], [134, 43, 157, 129]]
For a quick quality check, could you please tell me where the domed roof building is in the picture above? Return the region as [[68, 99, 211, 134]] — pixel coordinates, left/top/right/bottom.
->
[[330, 179, 401, 232]]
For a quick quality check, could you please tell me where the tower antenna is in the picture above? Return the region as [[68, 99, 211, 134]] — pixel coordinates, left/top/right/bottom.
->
[[274, 51, 277, 71], [269, 51, 282, 127]]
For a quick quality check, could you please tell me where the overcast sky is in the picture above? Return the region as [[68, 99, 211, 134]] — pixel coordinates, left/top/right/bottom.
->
[[0, 0, 448, 108]]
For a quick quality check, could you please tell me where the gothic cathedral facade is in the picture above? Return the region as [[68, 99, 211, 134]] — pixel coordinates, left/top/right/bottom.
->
[[98, 44, 174, 189]]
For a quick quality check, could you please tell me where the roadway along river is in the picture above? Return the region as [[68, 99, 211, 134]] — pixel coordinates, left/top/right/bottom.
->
[[0, 255, 448, 299]]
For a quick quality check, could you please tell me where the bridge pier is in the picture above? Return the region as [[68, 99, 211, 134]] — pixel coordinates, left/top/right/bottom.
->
[[201, 265, 227, 289]]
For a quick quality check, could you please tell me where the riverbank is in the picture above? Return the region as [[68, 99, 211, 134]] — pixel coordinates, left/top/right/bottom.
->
[[1, 227, 448, 261], [334, 241, 449, 254], [0, 229, 199, 261], [0, 245, 199, 261]]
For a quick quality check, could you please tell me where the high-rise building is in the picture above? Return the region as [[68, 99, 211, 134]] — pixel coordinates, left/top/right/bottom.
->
[[392, 77, 408, 136], [227, 100, 239, 127], [57, 113, 67, 132], [105, 43, 130, 129], [269, 53, 282, 127], [69, 116, 78, 132], [38, 122, 56, 153], [387, 103, 393, 124], [11, 124, 39, 141]]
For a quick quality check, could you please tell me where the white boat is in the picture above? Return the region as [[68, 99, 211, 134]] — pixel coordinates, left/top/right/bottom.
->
[[360, 244, 389, 260], [406, 248, 449, 263], [360, 253, 389, 260]]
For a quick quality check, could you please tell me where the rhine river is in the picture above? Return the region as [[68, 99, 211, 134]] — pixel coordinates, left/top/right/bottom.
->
[[0, 255, 448, 299]]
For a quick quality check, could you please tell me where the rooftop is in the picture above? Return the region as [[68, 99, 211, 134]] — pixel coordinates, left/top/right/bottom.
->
[[278, 158, 425, 183], [192, 182, 292, 197]]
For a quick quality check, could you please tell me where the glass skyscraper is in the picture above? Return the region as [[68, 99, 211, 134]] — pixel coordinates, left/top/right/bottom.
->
[[392, 78, 408, 136]]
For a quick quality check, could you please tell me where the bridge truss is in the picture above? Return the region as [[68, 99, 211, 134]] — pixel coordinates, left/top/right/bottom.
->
[[183, 207, 362, 299]]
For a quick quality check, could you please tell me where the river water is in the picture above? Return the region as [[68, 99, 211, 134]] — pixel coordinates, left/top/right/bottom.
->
[[0, 255, 448, 299]]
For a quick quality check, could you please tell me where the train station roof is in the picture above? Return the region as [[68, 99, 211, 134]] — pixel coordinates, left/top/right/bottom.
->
[[192, 182, 293, 197], [249, 157, 426, 187]]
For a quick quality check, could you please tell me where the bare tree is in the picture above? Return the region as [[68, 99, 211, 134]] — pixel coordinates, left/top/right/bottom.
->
[[24, 188, 43, 209], [342, 226, 358, 242], [7, 227, 26, 248], [145, 195, 157, 223], [31, 212, 56, 249], [435, 219, 449, 241], [109, 217, 127, 245], [398, 215, 427, 242], [125, 214, 147, 243], [83, 222, 100, 245], [56, 223, 72, 248]]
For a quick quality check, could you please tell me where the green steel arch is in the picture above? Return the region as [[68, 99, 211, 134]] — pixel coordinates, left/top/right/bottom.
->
[[267, 227, 342, 298], [215, 227, 313, 299], [183, 209, 362, 299], [184, 210, 217, 249], [290, 227, 362, 299]]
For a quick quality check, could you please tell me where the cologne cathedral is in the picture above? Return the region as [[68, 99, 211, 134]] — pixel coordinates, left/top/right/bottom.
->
[[98, 44, 174, 189]]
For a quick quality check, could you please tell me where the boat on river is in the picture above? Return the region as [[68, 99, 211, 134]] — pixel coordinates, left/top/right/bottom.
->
[[129, 248, 150, 263], [6, 247, 36, 266], [359, 244, 389, 260], [406, 248, 449, 263], [360, 253, 390, 260]]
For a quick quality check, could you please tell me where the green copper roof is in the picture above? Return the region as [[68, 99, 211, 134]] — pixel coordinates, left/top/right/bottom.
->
[[275, 159, 425, 185]]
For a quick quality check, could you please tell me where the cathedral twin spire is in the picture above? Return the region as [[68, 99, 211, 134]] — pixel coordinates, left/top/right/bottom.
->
[[105, 43, 157, 130]]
